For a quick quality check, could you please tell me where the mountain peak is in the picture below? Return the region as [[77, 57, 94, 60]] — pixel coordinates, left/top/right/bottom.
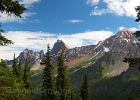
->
[[121, 28, 129, 31], [24, 48, 29, 51], [119, 28, 133, 35], [51, 39, 70, 56], [57, 39, 63, 43]]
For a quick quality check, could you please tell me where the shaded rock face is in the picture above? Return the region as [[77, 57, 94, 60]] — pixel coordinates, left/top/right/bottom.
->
[[39, 50, 44, 59], [83, 29, 139, 59], [101, 28, 139, 59], [51, 39, 70, 57], [17, 49, 44, 66]]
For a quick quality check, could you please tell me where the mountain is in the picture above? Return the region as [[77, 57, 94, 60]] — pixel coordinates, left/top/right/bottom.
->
[[17, 48, 44, 62], [7, 29, 140, 74], [18, 48, 45, 70], [6, 49, 44, 69], [68, 28, 140, 84], [51, 39, 70, 56], [64, 28, 140, 76], [30, 29, 140, 100]]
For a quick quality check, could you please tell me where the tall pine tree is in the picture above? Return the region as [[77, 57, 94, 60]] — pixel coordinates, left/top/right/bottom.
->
[[22, 56, 33, 89], [0, 0, 26, 46], [0, 59, 16, 87], [12, 54, 24, 88], [17, 59, 23, 80], [80, 73, 90, 100], [12, 53, 18, 76], [41, 44, 58, 100], [56, 50, 71, 100]]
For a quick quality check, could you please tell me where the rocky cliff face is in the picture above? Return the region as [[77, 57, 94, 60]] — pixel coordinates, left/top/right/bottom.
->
[[17, 48, 44, 62], [51, 39, 70, 57], [90, 28, 139, 59], [6, 49, 44, 67]]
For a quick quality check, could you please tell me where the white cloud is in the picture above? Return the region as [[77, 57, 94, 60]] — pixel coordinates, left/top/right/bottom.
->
[[63, 20, 84, 23], [90, 8, 112, 16], [119, 26, 140, 32], [94, 6, 98, 10], [0, 30, 114, 60], [0, 0, 40, 23], [129, 27, 139, 32], [19, 0, 41, 8], [119, 26, 125, 31], [86, 0, 100, 6], [90, 0, 138, 17], [0, 12, 36, 23]]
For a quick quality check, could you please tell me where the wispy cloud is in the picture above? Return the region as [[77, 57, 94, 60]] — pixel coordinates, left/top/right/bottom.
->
[[0, 12, 36, 23], [86, 0, 100, 6], [90, 8, 112, 16], [119, 26, 140, 32], [0, 0, 40, 23], [63, 20, 84, 23], [19, 0, 41, 8], [90, 0, 138, 17], [0, 30, 113, 59]]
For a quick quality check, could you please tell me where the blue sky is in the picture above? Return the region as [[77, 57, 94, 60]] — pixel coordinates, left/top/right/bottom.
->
[[0, 0, 140, 59]]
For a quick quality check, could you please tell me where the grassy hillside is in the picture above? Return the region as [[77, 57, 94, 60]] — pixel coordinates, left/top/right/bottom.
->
[[30, 51, 140, 100]]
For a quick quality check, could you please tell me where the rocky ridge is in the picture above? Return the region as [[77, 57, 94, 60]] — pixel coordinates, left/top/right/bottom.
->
[[7, 29, 140, 76], [63, 28, 140, 76]]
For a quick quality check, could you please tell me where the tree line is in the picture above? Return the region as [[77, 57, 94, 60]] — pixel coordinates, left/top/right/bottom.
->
[[40, 45, 90, 100], [0, 55, 34, 99], [0, 45, 90, 100]]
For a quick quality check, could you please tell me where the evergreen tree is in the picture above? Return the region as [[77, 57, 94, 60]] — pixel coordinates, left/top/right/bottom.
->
[[125, 93, 135, 100], [12, 54, 24, 88], [80, 73, 90, 100], [56, 50, 71, 100], [123, 6, 140, 71], [0, 0, 26, 18], [0, 25, 13, 46], [0, 59, 15, 87], [133, 31, 140, 38], [12, 54, 23, 79], [22, 56, 33, 89], [41, 44, 58, 100], [70, 90, 76, 100], [17, 59, 23, 79], [0, 59, 35, 100], [0, 59, 8, 67], [0, 0, 26, 46], [135, 6, 140, 22], [123, 57, 140, 71], [12, 53, 18, 76]]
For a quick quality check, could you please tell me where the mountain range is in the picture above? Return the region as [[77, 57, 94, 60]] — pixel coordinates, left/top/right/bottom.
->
[[29, 28, 140, 100], [7, 28, 140, 76]]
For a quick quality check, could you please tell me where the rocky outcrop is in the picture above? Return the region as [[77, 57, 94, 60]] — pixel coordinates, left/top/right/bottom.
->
[[51, 39, 70, 57], [8, 49, 44, 67], [17, 48, 44, 61]]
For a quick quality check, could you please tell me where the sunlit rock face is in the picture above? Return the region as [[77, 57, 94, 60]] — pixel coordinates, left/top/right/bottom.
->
[[51, 39, 70, 57]]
